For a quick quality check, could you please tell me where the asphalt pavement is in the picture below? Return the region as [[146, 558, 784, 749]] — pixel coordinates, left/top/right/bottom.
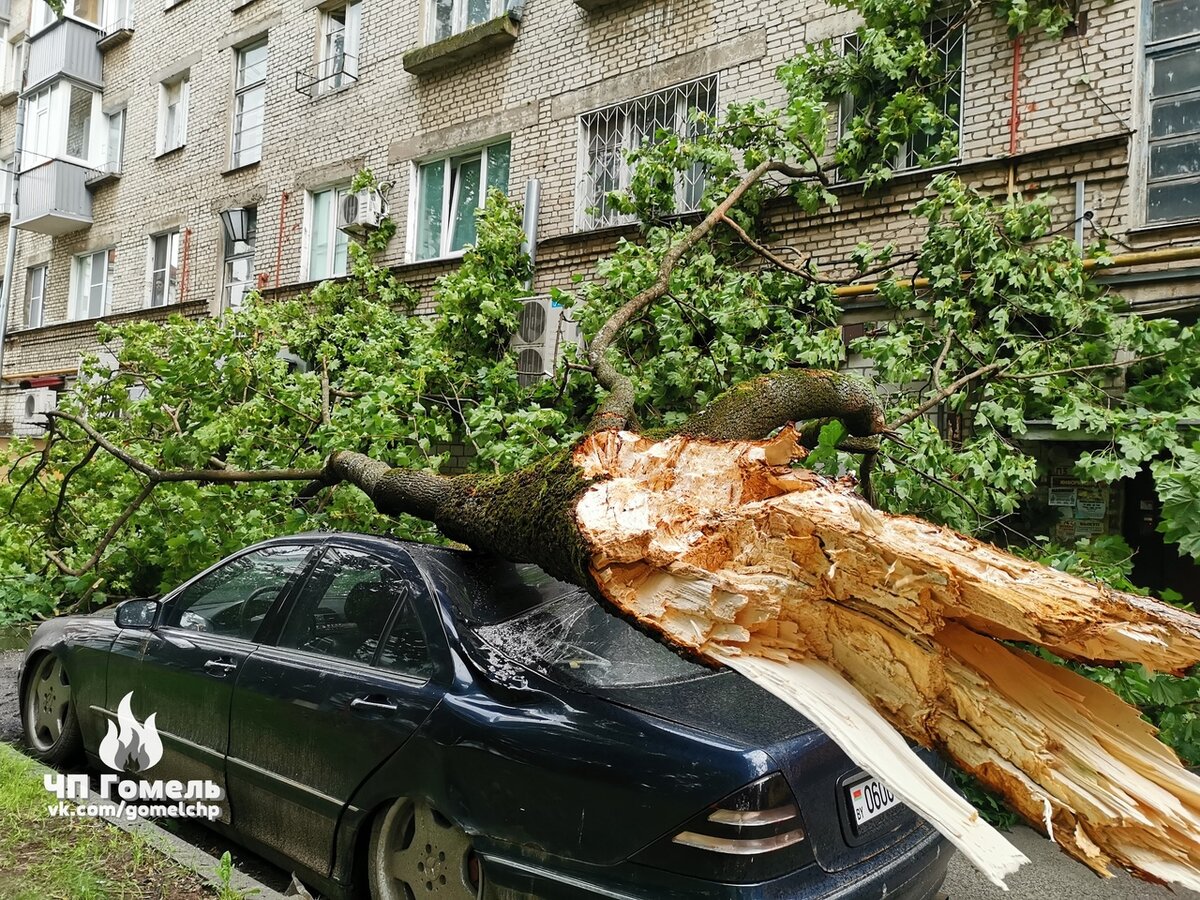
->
[[0, 646, 1196, 899], [943, 824, 1199, 899]]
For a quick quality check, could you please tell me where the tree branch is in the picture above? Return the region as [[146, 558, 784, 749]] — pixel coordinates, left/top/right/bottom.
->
[[588, 158, 822, 432], [47, 481, 155, 577], [886, 362, 1007, 431]]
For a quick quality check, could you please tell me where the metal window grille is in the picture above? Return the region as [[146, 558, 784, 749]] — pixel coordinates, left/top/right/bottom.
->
[[1144, 0, 1200, 224], [576, 75, 718, 230], [839, 15, 965, 173]]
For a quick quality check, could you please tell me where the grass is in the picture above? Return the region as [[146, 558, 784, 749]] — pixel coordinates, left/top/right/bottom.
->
[[0, 743, 220, 899]]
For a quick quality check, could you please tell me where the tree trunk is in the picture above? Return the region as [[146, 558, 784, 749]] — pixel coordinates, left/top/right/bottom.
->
[[308, 373, 1200, 891]]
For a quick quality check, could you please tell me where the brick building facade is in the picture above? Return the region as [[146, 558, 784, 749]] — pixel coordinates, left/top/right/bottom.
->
[[0, 0, 1197, 589]]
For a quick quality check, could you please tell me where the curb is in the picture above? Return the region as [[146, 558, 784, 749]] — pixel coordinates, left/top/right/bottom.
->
[[15, 747, 287, 900], [89, 791, 290, 900]]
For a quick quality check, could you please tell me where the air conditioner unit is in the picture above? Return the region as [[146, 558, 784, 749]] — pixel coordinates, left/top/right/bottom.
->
[[13, 388, 56, 437], [337, 187, 387, 236], [511, 296, 581, 387]]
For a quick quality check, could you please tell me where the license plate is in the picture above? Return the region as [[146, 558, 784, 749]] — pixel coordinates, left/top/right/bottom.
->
[[847, 774, 899, 827]]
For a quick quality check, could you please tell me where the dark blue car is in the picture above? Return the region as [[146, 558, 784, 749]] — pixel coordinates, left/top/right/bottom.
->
[[20, 532, 952, 899]]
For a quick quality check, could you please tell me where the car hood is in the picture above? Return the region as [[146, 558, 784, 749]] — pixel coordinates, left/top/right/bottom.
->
[[595, 669, 821, 746]]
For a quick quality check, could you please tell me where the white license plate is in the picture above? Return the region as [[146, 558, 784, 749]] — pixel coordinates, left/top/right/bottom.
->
[[847, 775, 899, 826]]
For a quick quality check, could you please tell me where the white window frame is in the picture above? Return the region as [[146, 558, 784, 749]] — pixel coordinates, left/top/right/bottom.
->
[[25, 264, 47, 328], [302, 184, 351, 281], [0, 154, 13, 214], [71, 249, 111, 321], [223, 206, 257, 311], [102, 0, 134, 33], [147, 230, 181, 308], [1140, 0, 1200, 225], [157, 72, 189, 156], [103, 107, 125, 174], [20, 81, 103, 171], [574, 76, 718, 231], [409, 139, 511, 261], [426, 0, 503, 44], [3, 39, 23, 97], [31, 0, 103, 34], [231, 39, 268, 168], [319, 1, 361, 91]]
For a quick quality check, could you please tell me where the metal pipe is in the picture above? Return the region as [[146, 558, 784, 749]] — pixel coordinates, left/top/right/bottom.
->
[[0, 94, 25, 390], [833, 244, 1200, 298], [521, 177, 540, 291], [274, 189, 289, 289], [1008, 36, 1022, 157], [1073, 178, 1086, 249]]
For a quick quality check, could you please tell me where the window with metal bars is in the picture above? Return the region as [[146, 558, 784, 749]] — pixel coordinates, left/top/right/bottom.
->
[[575, 76, 718, 231], [232, 40, 268, 168], [1144, 0, 1200, 224], [838, 15, 965, 174]]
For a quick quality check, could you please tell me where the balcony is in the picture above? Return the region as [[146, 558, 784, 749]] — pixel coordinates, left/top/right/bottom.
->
[[98, 18, 134, 52], [85, 160, 121, 188], [15, 159, 92, 235], [25, 17, 104, 95]]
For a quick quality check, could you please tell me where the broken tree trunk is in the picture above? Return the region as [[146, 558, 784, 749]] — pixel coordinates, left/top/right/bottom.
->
[[306, 371, 1200, 891]]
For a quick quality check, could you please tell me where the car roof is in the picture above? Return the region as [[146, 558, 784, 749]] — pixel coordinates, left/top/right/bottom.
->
[[257, 530, 473, 562]]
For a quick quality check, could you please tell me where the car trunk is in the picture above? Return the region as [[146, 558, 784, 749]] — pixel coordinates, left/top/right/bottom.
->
[[601, 669, 932, 873]]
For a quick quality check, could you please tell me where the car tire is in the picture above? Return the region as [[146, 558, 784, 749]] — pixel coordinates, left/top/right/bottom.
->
[[22, 652, 83, 766], [368, 797, 483, 900]]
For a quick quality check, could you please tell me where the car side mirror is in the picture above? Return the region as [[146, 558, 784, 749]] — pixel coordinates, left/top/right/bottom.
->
[[115, 598, 160, 629]]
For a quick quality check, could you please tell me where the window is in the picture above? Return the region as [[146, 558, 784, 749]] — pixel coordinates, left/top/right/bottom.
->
[[31, 0, 102, 33], [223, 206, 257, 311], [157, 72, 189, 155], [427, 0, 503, 43], [0, 154, 12, 212], [232, 40, 268, 168], [148, 230, 181, 308], [576, 77, 717, 230], [305, 185, 351, 279], [3, 40, 23, 96], [414, 140, 510, 260], [102, 0, 133, 31], [320, 1, 360, 90], [165, 545, 311, 640], [21, 82, 101, 170], [72, 249, 111, 320], [278, 548, 425, 670], [377, 599, 433, 677], [839, 17, 965, 174], [25, 265, 46, 328], [1144, 0, 1200, 223], [103, 108, 125, 174]]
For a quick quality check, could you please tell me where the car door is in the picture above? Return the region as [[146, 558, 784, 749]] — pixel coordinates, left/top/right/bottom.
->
[[225, 542, 445, 876], [104, 543, 315, 820]]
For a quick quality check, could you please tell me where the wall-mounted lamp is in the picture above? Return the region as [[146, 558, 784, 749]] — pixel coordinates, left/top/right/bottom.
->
[[219, 207, 253, 244]]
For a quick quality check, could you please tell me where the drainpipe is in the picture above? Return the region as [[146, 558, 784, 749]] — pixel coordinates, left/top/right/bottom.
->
[[1007, 36, 1023, 197], [521, 177, 540, 292], [0, 95, 26, 391]]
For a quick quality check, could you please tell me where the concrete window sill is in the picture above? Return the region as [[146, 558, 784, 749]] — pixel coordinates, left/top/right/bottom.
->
[[402, 14, 519, 77]]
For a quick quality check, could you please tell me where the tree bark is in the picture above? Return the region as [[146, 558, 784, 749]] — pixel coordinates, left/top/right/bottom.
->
[[306, 371, 1200, 891]]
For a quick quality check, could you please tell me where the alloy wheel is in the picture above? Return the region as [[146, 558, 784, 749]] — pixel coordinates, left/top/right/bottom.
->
[[372, 798, 480, 900], [26, 654, 71, 752]]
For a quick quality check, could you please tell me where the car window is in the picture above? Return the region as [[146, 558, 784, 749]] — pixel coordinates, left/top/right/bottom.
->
[[376, 598, 433, 679], [278, 547, 415, 666], [476, 591, 709, 689], [165, 545, 311, 640]]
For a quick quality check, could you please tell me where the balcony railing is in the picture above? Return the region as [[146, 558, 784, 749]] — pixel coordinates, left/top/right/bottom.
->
[[25, 17, 104, 94], [98, 17, 134, 51], [15, 159, 92, 235], [294, 54, 359, 98], [85, 160, 121, 188]]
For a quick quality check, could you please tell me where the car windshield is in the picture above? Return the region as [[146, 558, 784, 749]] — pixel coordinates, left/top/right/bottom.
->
[[476, 589, 712, 690]]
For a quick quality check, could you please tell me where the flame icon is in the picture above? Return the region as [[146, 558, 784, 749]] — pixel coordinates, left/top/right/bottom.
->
[[99, 692, 164, 773]]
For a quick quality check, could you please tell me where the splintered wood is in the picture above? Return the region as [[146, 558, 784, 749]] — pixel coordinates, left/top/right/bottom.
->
[[573, 427, 1200, 891]]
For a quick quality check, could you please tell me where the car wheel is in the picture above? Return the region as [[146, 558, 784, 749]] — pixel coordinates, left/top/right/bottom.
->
[[22, 653, 83, 765], [368, 797, 482, 900]]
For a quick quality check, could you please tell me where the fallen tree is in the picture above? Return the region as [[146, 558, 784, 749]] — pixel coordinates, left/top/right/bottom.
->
[[8, 1, 1200, 890]]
